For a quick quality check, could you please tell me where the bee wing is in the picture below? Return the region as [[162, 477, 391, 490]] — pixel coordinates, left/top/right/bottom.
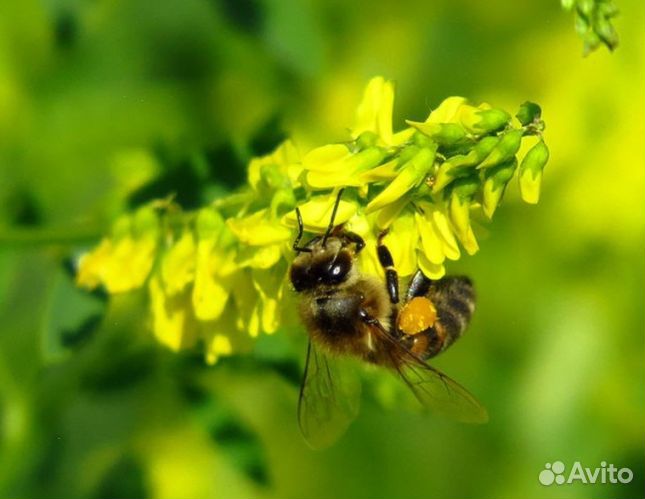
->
[[298, 340, 361, 449], [370, 323, 488, 424], [393, 354, 489, 423]]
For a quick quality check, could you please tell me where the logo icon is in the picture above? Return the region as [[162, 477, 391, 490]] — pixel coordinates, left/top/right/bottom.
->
[[539, 461, 566, 486], [538, 461, 634, 486]]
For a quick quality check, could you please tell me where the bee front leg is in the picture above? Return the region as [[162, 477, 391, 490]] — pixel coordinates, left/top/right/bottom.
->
[[405, 269, 432, 301], [377, 231, 399, 304]]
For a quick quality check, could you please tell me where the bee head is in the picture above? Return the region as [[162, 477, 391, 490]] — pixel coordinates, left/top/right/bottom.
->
[[291, 188, 358, 292], [290, 237, 354, 292]]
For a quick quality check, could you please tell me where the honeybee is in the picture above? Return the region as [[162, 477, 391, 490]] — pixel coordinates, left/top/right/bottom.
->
[[290, 190, 488, 448]]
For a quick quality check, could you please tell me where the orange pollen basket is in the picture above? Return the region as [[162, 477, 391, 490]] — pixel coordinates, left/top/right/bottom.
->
[[397, 296, 437, 335]]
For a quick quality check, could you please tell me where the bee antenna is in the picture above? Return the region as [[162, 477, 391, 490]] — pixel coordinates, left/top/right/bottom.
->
[[321, 188, 345, 247], [292, 206, 312, 253]]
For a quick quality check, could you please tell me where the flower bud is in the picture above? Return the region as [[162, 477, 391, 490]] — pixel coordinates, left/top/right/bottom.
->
[[407, 121, 467, 146], [596, 17, 618, 50], [432, 136, 500, 193], [477, 129, 523, 170], [578, 0, 595, 17], [432, 160, 467, 193], [583, 32, 602, 55], [367, 145, 437, 213], [356, 130, 379, 148], [516, 101, 542, 127], [518, 140, 549, 204], [459, 105, 510, 135], [482, 158, 517, 218], [472, 135, 501, 162]]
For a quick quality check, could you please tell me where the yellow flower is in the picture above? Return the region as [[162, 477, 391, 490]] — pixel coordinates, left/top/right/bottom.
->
[[380, 210, 419, 277], [75, 76, 549, 361], [302, 144, 386, 189], [202, 307, 252, 365], [192, 208, 237, 321], [427, 96, 468, 122], [343, 213, 381, 277], [281, 193, 358, 232], [366, 144, 437, 213], [76, 206, 159, 293], [227, 208, 291, 246], [149, 274, 197, 352], [248, 139, 302, 192], [251, 261, 288, 334], [227, 208, 290, 279], [352, 76, 395, 146], [160, 231, 196, 295], [231, 269, 262, 337], [352, 76, 415, 147]]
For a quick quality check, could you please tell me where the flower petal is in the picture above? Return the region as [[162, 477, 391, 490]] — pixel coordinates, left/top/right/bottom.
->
[[431, 209, 461, 261], [149, 275, 197, 352], [415, 207, 445, 265], [228, 209, 291, 246], [382, 211, 418, 277], [425, 97, 467, 123], [161, 231, 196, 295], [302, 144, 352, 172], [236, 244, 282, 269], [417, 252, 446, 280], [192, 241, 231, 321], [282, 194, 357, 232], [352, 76, 394, 145]]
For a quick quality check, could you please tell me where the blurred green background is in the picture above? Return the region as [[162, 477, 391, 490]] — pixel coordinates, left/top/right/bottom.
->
[[0, 0, 643, 498]]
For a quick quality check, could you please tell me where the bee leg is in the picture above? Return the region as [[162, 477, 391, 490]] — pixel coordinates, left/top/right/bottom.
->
[[406, 269, 432, 301], [377, 231, 399, 304], [343, 231, 365, 253], [358, 308, 387, 329]]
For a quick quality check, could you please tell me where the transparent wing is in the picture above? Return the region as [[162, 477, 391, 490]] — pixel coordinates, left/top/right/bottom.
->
[[298, 341, 361, 449], [393, 355, 488, 423], [371, 325, 488, 424]]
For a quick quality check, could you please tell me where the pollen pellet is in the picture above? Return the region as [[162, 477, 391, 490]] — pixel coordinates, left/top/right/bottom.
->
[[397, 296, 437, 335]]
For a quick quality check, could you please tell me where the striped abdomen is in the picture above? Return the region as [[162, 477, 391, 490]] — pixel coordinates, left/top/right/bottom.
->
[[398, 275, 476, 360]]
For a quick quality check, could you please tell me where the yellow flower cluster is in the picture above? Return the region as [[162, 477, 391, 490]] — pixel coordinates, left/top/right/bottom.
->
[[76, 77, 548, 362]]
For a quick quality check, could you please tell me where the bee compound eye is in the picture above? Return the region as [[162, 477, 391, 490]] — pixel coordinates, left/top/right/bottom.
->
[[324, 251, 352, 284], [289, 264, 310, 291]]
